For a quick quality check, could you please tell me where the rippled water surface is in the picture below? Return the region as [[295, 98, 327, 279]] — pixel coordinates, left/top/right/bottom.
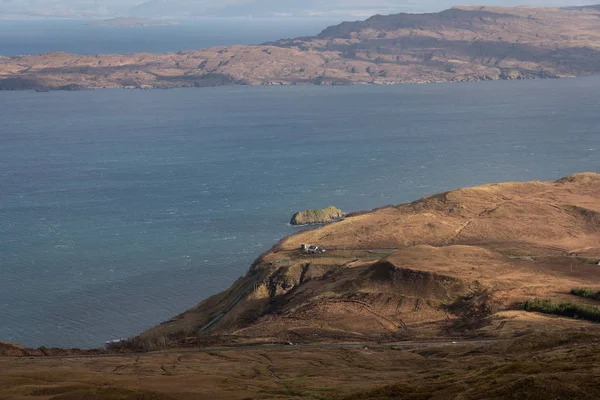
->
[[1, 78, 599, 347], [0, 18, 339, 56]]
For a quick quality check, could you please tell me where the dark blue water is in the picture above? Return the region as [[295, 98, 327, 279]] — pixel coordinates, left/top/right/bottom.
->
[[1, 78, 599, 348], [0, 18, 339, 56]]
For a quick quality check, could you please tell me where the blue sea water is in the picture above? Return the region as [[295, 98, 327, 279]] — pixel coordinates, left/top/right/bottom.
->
[[0, 78, 599, 348], [0, 18, 340, 56]]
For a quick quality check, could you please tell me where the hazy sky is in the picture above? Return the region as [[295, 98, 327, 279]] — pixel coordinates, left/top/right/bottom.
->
[[0, 0, 597, 18]]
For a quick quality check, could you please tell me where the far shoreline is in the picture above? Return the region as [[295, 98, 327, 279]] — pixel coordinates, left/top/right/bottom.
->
[[4, 73, 580, 94], [2, 5, 597, 92]]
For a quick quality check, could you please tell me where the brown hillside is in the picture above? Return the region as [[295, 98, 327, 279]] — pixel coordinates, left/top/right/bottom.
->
[[3, 173, 600, 399], [136, 173, 600, 350], [4, 333, 600, 399], [5, 6, 600, 89]]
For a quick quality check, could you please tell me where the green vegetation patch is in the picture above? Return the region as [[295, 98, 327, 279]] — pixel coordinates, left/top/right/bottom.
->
[[570, 288, 600, 301], [524, 299, 600, 322]]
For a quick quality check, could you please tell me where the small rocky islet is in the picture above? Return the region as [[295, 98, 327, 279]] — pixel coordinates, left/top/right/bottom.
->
[[290, 206, 345, 226]]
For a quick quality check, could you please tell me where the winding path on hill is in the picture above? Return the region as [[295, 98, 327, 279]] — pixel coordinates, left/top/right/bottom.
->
[[17, 339, 499, 360], [199, 275, 264, 332]]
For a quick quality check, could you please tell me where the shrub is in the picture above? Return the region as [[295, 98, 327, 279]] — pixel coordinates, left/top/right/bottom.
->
[[523, 299, 600, 322], [570, 287, 600, 300]]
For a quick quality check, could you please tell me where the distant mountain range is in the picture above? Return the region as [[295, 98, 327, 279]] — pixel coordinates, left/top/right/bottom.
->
[[1, 0, 597, 19]]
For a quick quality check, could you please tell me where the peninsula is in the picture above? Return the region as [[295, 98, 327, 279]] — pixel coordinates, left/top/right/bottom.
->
[[2, 173, 600, 399], [4, 5, 600, 90], [136, 172, 600, 349]]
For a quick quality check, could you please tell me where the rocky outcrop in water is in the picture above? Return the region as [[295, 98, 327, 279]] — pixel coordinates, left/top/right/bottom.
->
[[290, 206, 345, 226]]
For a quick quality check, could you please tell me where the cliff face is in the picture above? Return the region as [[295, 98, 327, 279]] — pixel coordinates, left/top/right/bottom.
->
[[136, 173, 600, 350], [4, 5, 600, 90], [290, 206, 344, 225], [0, 342, 31, 357]]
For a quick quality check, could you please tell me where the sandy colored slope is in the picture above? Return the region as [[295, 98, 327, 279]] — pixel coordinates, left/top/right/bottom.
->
[[281, 173, 600, 251], [134, 173, 600, 350]]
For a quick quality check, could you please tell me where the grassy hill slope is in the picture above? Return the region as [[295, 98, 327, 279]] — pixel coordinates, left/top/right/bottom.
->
[[136, 172, 600, 350]]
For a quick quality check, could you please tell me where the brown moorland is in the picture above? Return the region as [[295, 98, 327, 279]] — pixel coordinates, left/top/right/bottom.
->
[[5, 5, 600, 90], [2, 331, 600, 399]]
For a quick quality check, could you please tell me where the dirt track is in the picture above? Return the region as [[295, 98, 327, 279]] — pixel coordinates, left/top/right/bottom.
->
[[21, 339, 499, 361]]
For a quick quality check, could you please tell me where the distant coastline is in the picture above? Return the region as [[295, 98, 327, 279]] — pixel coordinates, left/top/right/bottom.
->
[[1, 5, 600, 91], [88, 17, 180, 27]]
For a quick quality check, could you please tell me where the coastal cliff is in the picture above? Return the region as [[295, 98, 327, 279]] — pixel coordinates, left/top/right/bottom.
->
[[136, 172, 600, 350], [4, 5, 600, 90]]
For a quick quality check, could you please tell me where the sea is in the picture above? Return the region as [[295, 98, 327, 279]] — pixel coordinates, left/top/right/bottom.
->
[[0, 18, 340, 56], [0, 20, 599, 348]]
